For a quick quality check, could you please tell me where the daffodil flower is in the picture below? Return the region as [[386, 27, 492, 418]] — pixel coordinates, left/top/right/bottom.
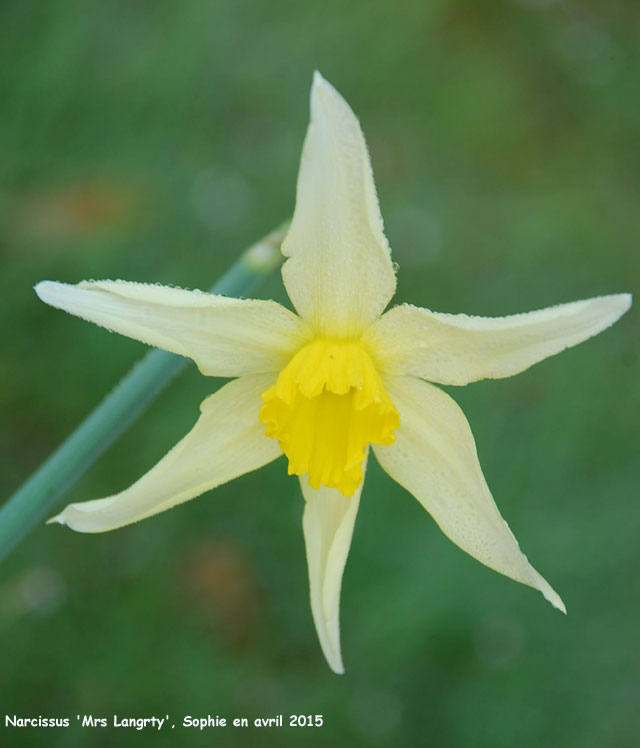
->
[[36, 72, 630, 674]]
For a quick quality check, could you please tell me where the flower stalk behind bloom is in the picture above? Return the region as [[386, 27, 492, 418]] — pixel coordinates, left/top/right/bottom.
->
[[0, 226, 286, 563], [35, 72, 631, 673]]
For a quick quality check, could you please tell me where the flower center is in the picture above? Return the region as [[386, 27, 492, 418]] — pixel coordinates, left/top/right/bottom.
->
[[259, 339, 399, 497]]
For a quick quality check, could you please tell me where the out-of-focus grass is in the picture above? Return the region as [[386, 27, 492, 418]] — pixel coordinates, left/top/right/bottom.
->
[[1, 1, 638, 746]]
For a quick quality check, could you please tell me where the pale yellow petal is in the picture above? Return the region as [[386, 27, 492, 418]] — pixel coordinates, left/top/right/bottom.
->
[[35, 280, 310, 377], [365, 294, 631, 385], [300, 458, 365, 674], [373, 376, 565, 612], [281, 72, 396, 338], [48, 374, 281, 532]]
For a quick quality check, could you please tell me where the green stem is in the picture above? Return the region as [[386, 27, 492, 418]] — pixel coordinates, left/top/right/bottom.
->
[[0, 224, 287, 562]]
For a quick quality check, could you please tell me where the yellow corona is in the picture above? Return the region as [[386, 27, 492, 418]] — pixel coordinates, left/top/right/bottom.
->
[[259, 340, 399, 496]]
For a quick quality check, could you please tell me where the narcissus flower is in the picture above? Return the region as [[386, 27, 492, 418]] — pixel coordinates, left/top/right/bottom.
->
[[36, 72, 630, 673]]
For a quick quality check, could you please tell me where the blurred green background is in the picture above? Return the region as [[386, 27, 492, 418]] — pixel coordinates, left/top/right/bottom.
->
[[1, 0, 638, 746]]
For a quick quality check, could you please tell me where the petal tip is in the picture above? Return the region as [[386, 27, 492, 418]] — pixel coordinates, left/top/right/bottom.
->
[[323, 645, 345, 674], [34, 280, 63, 304], [546, 590, 567, 615], [46, 514, 66, 526], [533, 572, 566, 614], [312, 69, 325, 88], [618, 292, 632, 313], [310, 71, 347, 119], [598, 292, 632, 329], [602, 292, 632, 321]]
